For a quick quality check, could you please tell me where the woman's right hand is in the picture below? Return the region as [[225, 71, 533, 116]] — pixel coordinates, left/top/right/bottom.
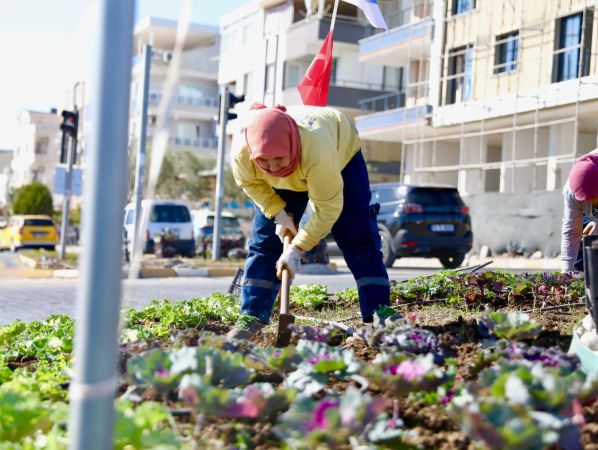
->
[[274, 210, 297, 241]]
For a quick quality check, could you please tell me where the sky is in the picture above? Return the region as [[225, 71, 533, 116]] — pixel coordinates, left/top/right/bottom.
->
[[0, 0, 248, 150]]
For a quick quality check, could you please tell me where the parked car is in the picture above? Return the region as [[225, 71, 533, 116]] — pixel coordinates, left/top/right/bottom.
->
[[371, 183, 473, 269], [191, 210, 245, 258], [123, 200, 195, 259], [0, 215, 59, 252]]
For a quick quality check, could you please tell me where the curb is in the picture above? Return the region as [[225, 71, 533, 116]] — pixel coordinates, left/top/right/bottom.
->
[[18, 254, 38, 269], [330, 257, 561, 271]]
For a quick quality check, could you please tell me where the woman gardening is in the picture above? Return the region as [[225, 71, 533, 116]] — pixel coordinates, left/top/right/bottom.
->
[[561, 149, 598, 272], [227, 104, 396, 340]]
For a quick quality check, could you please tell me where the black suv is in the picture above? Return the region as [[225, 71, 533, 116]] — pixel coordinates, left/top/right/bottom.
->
[[371, 183, 473, 268]]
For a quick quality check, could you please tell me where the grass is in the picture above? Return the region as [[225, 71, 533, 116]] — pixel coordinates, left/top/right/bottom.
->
[[20, 249, 78, 266]]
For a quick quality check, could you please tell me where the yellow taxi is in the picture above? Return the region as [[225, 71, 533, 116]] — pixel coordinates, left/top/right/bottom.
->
[[0, 215, 59, 252]]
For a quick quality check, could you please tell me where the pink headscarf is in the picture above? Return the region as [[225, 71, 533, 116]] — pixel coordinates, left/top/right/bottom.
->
[[569, 152, 598, 201], [244, 103, 301, 177]]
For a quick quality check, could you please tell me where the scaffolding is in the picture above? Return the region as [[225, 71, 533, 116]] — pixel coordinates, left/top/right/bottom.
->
[[371, 0, 598, 194]]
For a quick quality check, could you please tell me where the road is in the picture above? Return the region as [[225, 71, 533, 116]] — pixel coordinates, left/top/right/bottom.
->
[[0, 265, 437, 325]]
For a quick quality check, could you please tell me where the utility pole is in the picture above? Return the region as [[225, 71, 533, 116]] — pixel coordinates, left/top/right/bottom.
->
[[131, 44, 151, 270], [212, 86, 244, 260], [212, 85, 228, 260], [68, 0, 134, 448], [58, 104, 79, 261]]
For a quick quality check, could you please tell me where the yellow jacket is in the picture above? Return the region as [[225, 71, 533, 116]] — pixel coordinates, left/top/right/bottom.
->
[[232, 106, 361, 251]]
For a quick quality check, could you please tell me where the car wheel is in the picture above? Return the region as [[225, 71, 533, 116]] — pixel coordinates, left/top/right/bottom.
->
[[379, 227, 396, 268], [439, 254, 465, 269]]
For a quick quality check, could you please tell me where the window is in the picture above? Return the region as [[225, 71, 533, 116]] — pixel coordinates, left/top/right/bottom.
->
[[445, 45, 474, 105], [383, 66, 403, 91], [452, 0, 475, 15], [330, 58, 338, 85], [284, 63, 300, 89], [553, 11, 592, 82], [35, 137, 49, 155], [243, 72, 252, 97], [243, 22, 254, 46], [264, 63, 275, 94], [494, 32, 519, 74], [150, 205, 191, 223]]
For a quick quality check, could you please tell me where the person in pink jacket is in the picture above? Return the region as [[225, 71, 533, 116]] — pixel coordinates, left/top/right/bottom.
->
[[561, 150, 598, 271]]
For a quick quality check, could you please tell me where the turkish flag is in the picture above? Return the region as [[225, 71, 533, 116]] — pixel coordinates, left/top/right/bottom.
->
[[297, 31, 334, 106]]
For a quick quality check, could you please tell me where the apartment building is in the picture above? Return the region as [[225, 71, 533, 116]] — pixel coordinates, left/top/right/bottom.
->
[[356, 0, 598, 256], [130, 18, 220, 160], [10, 109, 61, 198], [218, 0, 402, 181], [0, 150, 13, 210]]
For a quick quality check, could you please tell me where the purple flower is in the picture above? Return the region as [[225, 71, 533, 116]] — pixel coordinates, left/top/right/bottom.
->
[[308, 352, 334, 365], [154, 368, 170, 377], [307, 398, 339, 430]]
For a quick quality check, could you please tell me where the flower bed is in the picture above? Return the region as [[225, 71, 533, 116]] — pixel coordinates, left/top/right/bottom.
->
[[0, 271, 596, 449]]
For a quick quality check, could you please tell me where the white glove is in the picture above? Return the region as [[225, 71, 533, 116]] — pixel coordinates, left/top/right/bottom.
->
[[583, 220, 598, 236], [274, 210, 297, 241], [276, 245, 303, 279]]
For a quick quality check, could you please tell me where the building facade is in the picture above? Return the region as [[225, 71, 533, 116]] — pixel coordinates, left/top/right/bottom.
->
[[355, 0, 598, 256], [10, 109, 61, 201], [219, 0, 403, 181], [0, 150, 13, 211], [131, 18, 220, 160], [357, 0, 598, 193]]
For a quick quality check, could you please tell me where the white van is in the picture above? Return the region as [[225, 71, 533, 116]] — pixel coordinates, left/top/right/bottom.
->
[[123, 200, 195, 258]]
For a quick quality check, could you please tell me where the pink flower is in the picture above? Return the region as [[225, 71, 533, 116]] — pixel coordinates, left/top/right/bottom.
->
[[306, 398, 339, 430], [154, 368, 170, 377], [389, 360, 424, 381]]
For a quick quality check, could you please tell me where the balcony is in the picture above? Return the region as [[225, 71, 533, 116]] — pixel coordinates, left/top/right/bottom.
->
[[356, 84, 431, 142], [170, 136, 218, 152], [147, 92, 218, 121], [286, 14, 372, 61], [359, 17, 434, 67], [283, 78, 390, 111], [133, 47, 219, 79]]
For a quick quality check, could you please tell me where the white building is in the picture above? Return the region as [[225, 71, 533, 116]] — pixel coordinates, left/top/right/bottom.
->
[[0, 150, 13, 211], [10, 109, 61, 200], [219, 0, 402, 181], [130, 18, 220, 160]]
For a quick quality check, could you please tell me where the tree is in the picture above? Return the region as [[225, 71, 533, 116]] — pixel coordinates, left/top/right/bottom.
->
[[10, 182, 54, 216]]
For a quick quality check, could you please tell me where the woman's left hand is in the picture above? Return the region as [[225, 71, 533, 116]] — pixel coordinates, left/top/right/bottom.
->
[[276, 245, 303, 279]]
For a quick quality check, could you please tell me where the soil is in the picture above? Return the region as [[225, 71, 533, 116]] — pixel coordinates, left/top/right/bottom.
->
[[115, 284, 594, 449]]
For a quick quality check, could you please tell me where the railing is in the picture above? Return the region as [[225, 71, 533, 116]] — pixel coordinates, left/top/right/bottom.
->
[[364, 0, 433, 37], [170, 136, 218, 149], [284, 77, 388, 91], [148, 92, 219, 108], [359, 82, 429, 112]]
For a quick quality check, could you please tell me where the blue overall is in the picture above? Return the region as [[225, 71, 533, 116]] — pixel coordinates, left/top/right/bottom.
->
[[241, 151, 390, 324]]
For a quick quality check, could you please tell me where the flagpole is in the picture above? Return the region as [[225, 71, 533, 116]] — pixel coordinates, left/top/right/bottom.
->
[[330, 0, 340, 34]]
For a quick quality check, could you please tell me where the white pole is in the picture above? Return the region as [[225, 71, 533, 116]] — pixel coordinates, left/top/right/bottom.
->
[[330, 0, 340, 33], [68, 0, 134, 448], [131, 44, 151, 273]]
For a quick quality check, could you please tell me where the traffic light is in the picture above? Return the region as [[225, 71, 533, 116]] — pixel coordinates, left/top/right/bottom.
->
[[226, 92, 245, 121], [60, 110, 78, 138], [59, 110, 78, 164]]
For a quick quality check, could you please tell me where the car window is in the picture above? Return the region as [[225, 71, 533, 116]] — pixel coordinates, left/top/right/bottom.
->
[[125, 210, 135, 225], [150, 205, 191, 223], [24, 219, 54, 226], [407, 188, 463, 205], [373, 187, 400, 203]]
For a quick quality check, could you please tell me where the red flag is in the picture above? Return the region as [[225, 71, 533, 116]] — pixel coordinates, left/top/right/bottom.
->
[[297, 31, 334, 106]]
